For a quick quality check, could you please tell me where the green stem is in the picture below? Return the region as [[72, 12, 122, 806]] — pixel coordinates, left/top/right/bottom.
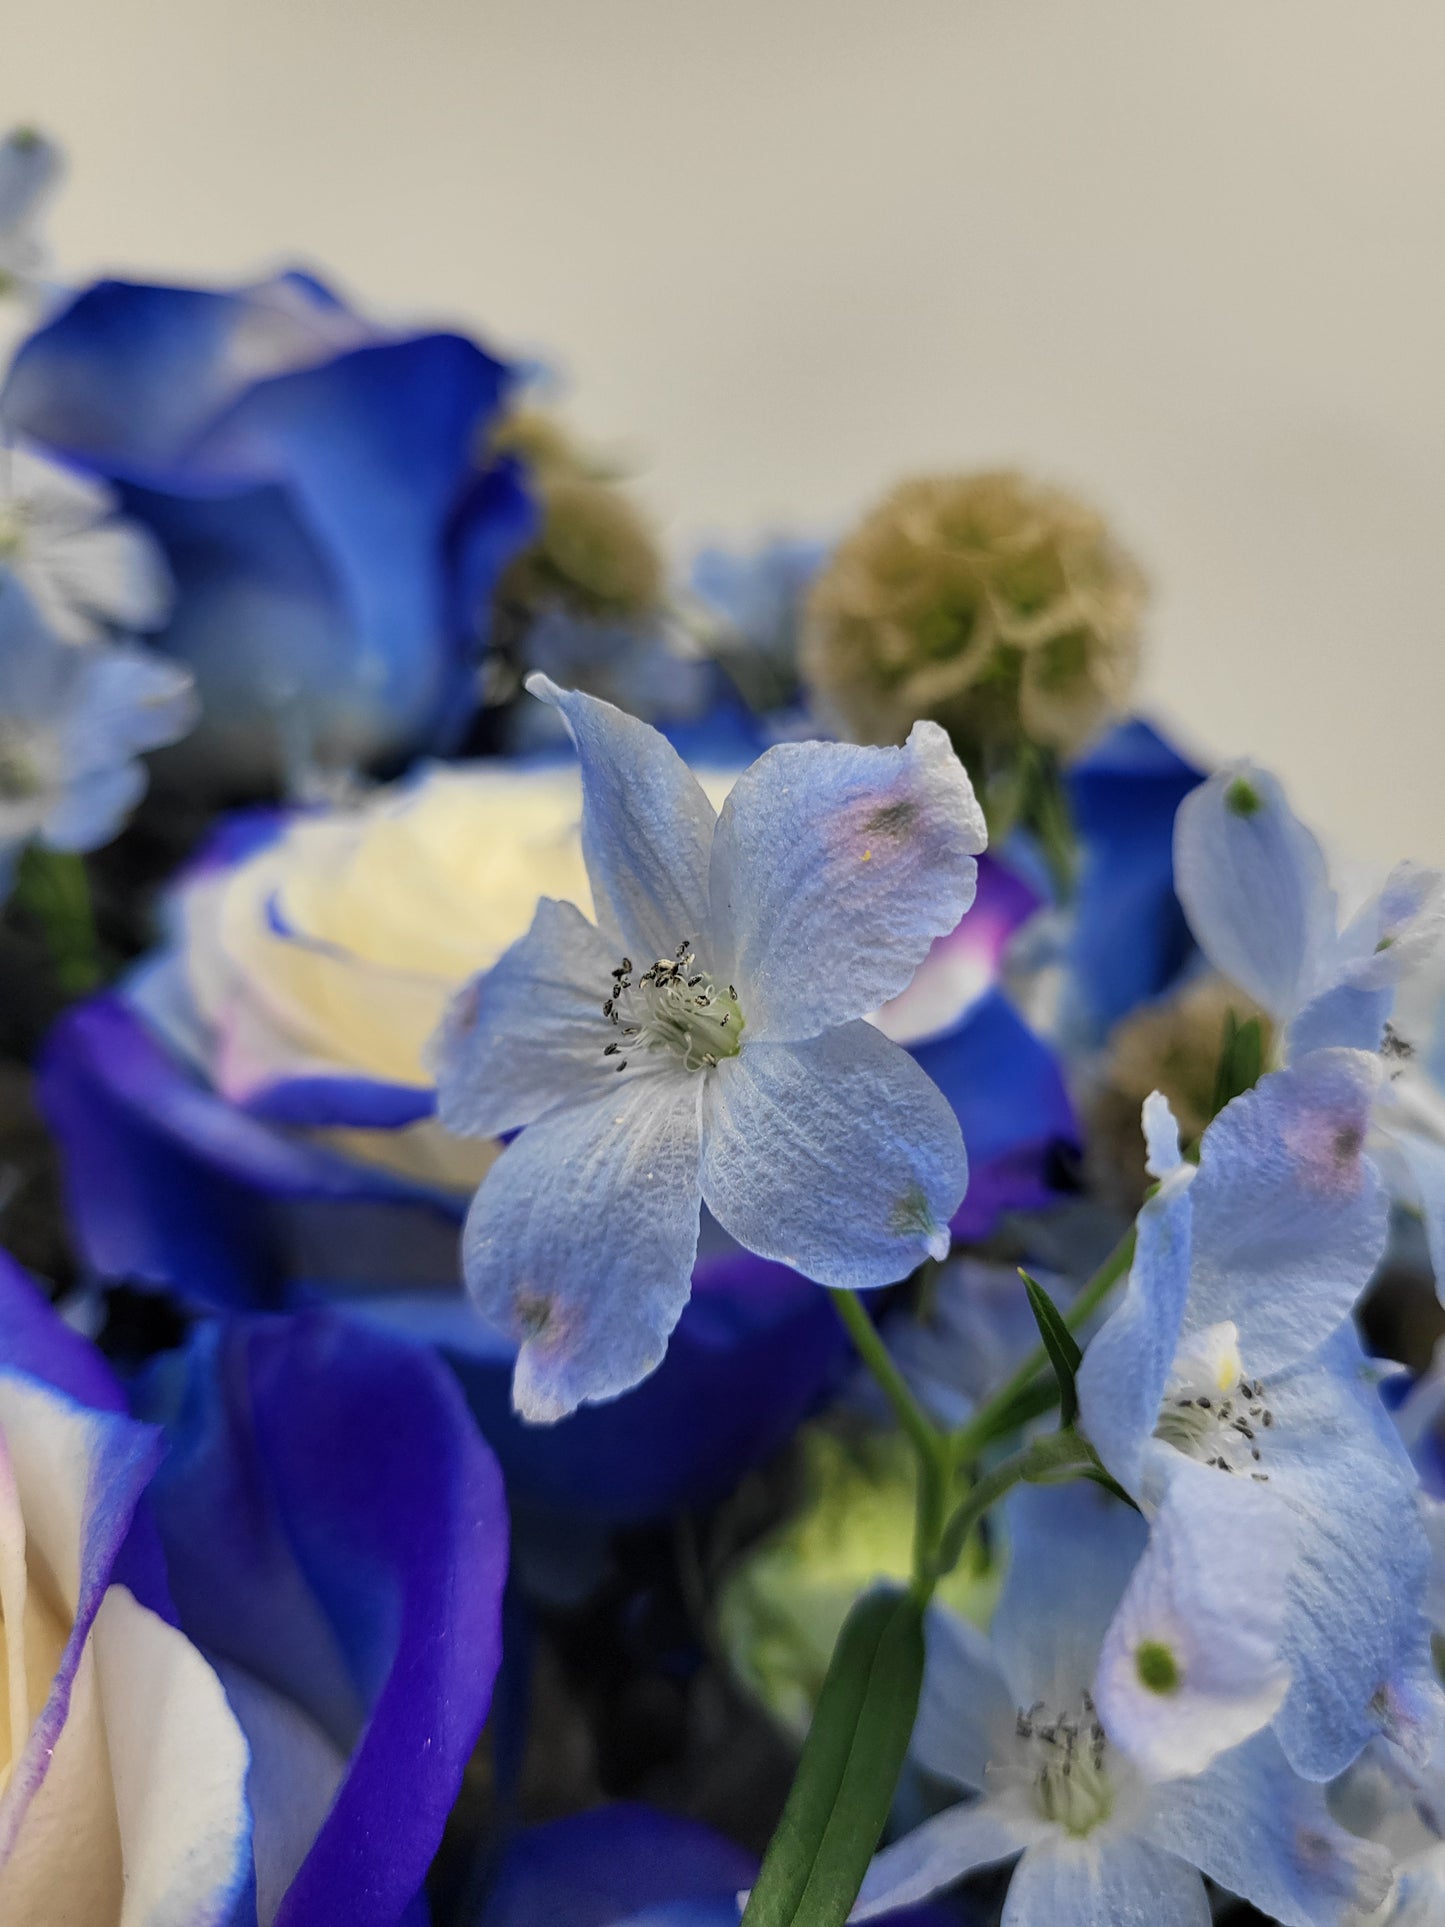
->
[[952, 1226, 1136, 1464], [928, 1430, 1095, 1580], [750, 1290, 1112, 1925], [829, 1290, 952, 1598], [14, 846, 102, 996], [830, 1289, 939, 1470]]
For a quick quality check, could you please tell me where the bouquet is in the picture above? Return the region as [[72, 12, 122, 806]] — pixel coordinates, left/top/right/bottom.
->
[[0, 127, 1442, 1927]]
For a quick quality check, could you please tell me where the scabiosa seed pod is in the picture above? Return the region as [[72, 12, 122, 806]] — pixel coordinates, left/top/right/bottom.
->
[[492, 408, 664, 623], [1084, 974, 1271, 1212], [802, 470, 1146, 765]]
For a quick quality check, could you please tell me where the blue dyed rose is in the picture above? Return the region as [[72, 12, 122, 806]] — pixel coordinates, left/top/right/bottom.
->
[[1, 270, 535, 790], [1062, 716, 1208, 1038], [0, 1248, 508, 1927]]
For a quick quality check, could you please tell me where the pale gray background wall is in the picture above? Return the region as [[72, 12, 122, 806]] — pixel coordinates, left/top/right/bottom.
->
[[6, 0, 1443, 863]]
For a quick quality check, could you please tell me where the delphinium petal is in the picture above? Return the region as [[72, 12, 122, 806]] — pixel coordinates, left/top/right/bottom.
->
[[700, 1020, 964, 1284], [1184, 1049, 1389, 1374], [853, 1806, 1045, 1922], [909, 1604, 1026, 1792], [1146, 1732, 1393, 1926], [1079, 1082, 1440, 1784], [1173, 763, 1337, 1022], [998, 1835, 1212, 1927], [0, 579, 196, 890], [460, 1069, 704, 1422], [431, 895, 624, 1137], [1095, 1458, 1291, 1779], [1074, 1147, 1196, 1497], [706, 724, 985, 1040], [527, 671, 716, 956], [1261, 1324, 1440, 1780]]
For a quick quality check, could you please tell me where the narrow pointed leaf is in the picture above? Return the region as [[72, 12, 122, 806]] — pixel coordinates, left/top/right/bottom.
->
[[741, 1585, 925, 1927], [1020, 1269, 1081, 1427]]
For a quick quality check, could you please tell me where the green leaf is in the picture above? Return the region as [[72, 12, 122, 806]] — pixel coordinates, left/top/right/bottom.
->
[[741, 1585, 925, 1927], [974, 1373, 1060, 1444], [1079, 1462, 1142, 1509], [1019, 1270, 1081, 1428], [1210, 1010, 1265, 1122], [12, 846, 102, 997]]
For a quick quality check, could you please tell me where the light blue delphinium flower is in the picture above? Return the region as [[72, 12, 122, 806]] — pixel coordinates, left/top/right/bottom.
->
[[433, 674, 986, 1420], [1174, 763, 1445, 1295], [1092, 1452, 1293, 1782], [1331, 1728, 1445, 1925], [689, 534, 829, 710], [0, 578, 197, 895], [0, 440, 173, 643], [1077, 1078, 1442, 1783], [852, 1481, 1390, 1927], [0, 127, 61, 299]]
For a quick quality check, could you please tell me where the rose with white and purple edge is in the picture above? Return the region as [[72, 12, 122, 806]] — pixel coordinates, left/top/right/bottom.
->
[[0, 1248, 509, 1927], [0, 1251, 248, 1924]]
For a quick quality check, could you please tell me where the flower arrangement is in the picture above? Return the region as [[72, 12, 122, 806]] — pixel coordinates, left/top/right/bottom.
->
[[0, 129, 1442, 1927]]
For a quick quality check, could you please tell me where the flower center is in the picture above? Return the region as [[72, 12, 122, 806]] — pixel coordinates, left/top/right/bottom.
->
[[601, 943, 745, 1073], [0, 722, 47, 804], [0, 501, 30, 563], [1006, 1694, 1114, 1836], [1154, 1322, 1274, 1481]]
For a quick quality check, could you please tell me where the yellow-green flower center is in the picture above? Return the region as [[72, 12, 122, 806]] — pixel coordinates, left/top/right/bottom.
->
[[1013, 1694, 1114, 1836], [602, 943, 745, 1073]]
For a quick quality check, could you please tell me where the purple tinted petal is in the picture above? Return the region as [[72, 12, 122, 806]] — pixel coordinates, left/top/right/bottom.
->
[[707, 724, 985, 1041], [878, 855, 1041, 1049], [3, 277, 300, 474], [135, 1311, 509, 1927]]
